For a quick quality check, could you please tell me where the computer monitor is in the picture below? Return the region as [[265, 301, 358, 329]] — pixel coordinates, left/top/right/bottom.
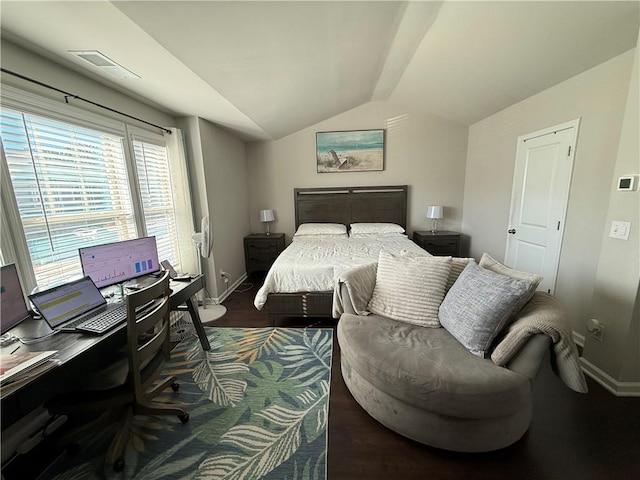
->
[[0, 264, 31, 334], [79, 236, 160, 289]]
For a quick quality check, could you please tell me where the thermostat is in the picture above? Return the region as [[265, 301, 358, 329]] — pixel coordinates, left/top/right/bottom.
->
[[617, 175, 638, 191]]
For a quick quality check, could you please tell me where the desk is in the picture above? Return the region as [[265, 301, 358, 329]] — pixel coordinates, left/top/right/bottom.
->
[[167, 274, 211, 351], [0, 275, 209, 428]]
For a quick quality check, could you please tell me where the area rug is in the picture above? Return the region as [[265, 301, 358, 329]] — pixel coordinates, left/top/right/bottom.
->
[[48, 327, 333, 480]]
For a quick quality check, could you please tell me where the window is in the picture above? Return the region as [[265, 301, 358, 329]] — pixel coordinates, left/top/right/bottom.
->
[[132, 138, 180, 266], [0, 87, 194, 291]]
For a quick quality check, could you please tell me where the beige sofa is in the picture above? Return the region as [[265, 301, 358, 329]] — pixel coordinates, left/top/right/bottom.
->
[[336, 272, 587, 453]]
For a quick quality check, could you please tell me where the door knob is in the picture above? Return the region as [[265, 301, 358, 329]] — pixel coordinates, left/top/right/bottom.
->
[[508, 229, 516, 234]]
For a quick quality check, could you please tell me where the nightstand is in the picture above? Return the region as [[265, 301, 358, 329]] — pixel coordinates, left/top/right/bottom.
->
[[413, 231, 461, 257], [244, 233, 285, 277]]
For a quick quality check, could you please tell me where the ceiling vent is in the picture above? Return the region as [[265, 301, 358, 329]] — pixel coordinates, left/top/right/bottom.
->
[[68, 50, 139, 79]]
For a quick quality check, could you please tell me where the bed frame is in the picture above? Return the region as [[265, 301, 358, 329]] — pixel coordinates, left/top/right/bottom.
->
[[265, 185, 408, 323]]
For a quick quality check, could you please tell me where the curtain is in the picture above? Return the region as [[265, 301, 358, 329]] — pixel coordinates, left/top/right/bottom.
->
[[164, 128, 197, 274]]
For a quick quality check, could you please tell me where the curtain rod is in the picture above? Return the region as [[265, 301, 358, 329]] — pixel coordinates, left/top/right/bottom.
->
[[1, 68, 172, 135]]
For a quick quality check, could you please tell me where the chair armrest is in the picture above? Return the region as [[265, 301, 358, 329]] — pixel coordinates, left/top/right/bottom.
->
[[340, 282, 358, 315], [333, 263, 377, 318], [504, 333, 551, 380]]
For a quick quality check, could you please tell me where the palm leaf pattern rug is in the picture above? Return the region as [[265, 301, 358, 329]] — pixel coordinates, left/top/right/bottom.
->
[[49, 327, 333, 480]]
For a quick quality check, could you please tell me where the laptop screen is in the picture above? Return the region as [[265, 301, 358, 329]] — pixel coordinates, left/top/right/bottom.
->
[[29, 276, 107, 329], [0, 264, 31, 334]]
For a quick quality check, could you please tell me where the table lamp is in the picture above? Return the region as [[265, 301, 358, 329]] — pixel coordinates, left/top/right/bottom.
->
[[426, 205, 443, 233], [260, 209, 275, 235]]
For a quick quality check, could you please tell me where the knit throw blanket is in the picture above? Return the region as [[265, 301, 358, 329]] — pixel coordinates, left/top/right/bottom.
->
[[492, 292, 588, 393]]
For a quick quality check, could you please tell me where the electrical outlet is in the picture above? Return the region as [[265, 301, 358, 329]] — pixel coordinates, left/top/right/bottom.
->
[[219, 270, 230, 279], [586, 318, 604, 341]]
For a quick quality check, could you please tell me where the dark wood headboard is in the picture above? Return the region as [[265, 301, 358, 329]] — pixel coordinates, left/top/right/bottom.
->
[[294, 185, 408, 230]]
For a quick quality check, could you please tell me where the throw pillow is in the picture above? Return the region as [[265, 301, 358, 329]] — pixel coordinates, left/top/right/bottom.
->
[[479, 253, 542, 314], [399, 250, 473, 293], [446, 257, 475, 292], [368, 251, 451, 327], [439, 261, 534, 357]]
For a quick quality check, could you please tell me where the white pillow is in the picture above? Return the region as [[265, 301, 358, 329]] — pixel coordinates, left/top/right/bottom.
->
[[349, 223, 405, 235], [399, 250, 473, 293], [349, 232, 407, 239], [294, 223, 347, 236], [292, 233, 348, 241], [478, 253, 543, 287], [367, 251, 451, 328]]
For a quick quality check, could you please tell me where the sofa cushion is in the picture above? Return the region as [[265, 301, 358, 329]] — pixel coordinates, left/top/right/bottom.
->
[[446, 257, 475, 292], [479, 253, 543, 286], [400, 250, 473, 293], [368, 251, 451, 327], [338, 313, 530, 419], [439, 262, 534, 357], [479, 253, 542, 314]]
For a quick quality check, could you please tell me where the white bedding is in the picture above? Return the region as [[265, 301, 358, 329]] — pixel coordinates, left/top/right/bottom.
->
[[254, 235, 426, 309]]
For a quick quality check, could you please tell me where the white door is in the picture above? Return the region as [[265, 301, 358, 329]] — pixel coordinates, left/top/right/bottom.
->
[[505, 119, 580, 294]]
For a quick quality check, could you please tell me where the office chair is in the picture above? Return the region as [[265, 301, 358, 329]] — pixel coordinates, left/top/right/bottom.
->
[[46, 271, 188, 471]]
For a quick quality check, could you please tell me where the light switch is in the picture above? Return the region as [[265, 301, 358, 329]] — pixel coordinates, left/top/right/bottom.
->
[[609, 221, 631, 240]]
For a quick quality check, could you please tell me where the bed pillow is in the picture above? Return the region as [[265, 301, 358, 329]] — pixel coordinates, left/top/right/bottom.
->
[[349, 223, 405, 235], [368, 251, 451, 327], [349, 232, 407, 239], [292, 233, 348, 241], [294, 223, 347, 236], [479, 252, 542, 314], [439, 262, 534, 358]]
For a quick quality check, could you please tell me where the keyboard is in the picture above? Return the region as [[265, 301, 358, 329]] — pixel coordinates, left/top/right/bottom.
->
[[76, 304, 127, 334]]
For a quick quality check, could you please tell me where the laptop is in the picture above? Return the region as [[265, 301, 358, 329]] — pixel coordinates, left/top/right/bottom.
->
[[29, 276, 126, 335], [1, 264, 32, 335]]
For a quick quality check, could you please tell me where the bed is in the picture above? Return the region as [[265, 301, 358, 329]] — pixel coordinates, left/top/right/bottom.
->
[[254, 185, 427, 323]]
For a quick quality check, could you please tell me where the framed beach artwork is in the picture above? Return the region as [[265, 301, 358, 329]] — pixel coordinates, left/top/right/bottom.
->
[[316, 129, 385, 173]]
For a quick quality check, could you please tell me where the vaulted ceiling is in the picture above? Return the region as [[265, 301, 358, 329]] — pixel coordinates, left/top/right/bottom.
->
[[1, 1, 638, 141]]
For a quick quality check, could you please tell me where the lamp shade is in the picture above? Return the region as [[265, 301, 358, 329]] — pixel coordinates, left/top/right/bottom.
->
[[426, 205, 443, 219], [260, 209, 275, 223]]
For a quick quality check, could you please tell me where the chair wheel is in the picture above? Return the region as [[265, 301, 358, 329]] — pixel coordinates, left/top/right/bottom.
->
[[178, 412, 189, 424], [171, 382, 180, 392], [113, 458, 125, 471]]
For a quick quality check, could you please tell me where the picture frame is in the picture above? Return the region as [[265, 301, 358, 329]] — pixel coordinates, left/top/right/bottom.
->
[[316, 129, 384, 173]]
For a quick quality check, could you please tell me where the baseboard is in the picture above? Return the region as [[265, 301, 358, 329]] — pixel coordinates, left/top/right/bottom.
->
[[205, 273, 248, 305], [579, 357, 640, 397], [572, 330, 585, 348]]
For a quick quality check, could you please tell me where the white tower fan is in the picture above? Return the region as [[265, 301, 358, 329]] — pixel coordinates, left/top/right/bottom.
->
[[192, 216, 227, 321]]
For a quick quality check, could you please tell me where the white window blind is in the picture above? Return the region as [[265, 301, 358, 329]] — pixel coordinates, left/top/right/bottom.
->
[[0, 108, 137, 287], [132, 139, 181, 269]]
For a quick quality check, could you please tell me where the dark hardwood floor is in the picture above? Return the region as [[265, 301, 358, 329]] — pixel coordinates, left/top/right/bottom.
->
[[219, 278, 640, 480]]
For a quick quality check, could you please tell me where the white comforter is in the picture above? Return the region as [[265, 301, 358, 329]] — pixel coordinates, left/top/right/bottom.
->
[[254, 236, 426, 309]]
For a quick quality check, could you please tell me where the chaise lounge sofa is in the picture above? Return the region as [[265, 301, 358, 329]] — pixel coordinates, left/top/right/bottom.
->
[[334, 253, 587, 453]]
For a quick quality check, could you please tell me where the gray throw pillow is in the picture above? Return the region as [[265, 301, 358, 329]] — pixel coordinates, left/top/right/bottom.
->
[[439, 261, 534, 357], [479, 252, 542, 316]]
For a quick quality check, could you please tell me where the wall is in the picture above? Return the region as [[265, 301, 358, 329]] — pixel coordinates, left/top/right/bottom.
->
[[462, 50, 636, 365], [246, 101, 468, 241], [583, 36, 639, 391], [178, 117, 250, 301], [197, 118, 250, 300], [0, 40, 175, 129]]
